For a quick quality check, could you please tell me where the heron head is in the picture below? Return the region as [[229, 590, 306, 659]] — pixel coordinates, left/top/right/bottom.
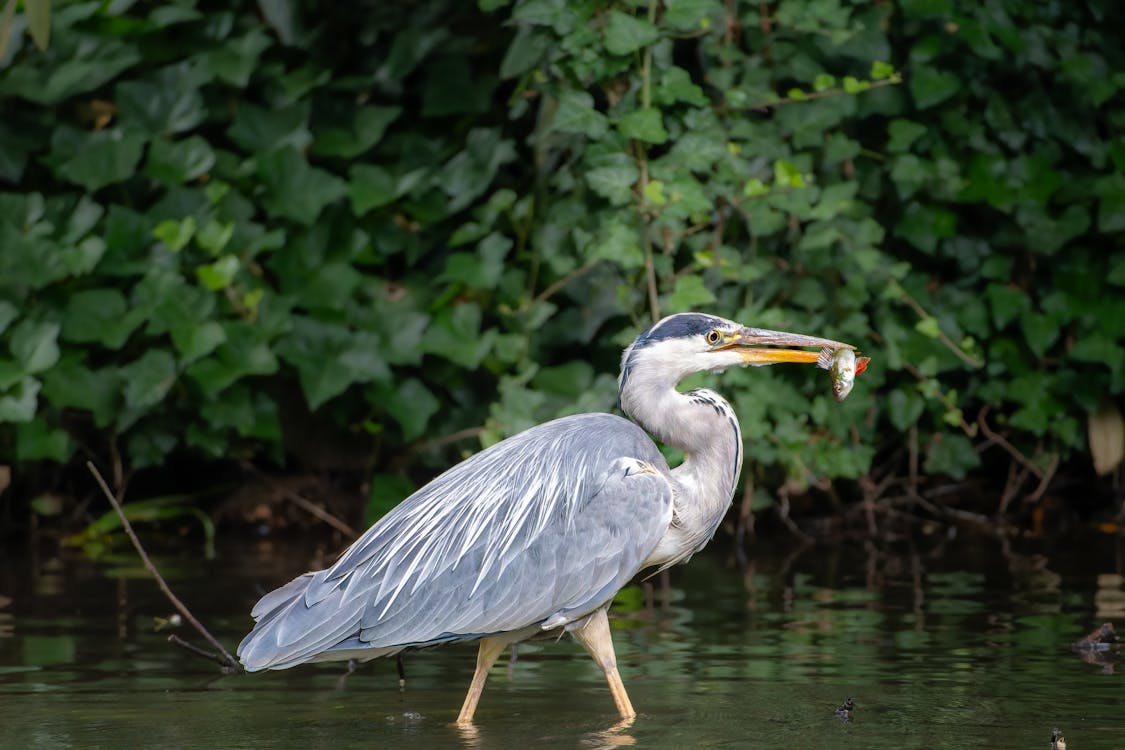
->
[[621, 312, 854, 384]]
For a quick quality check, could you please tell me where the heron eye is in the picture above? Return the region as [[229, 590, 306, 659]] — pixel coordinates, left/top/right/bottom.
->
[[706, 330, 722, 345]]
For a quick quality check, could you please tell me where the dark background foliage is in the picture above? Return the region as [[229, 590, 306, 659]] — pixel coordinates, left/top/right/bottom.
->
[[1, 0, 1122, 540]]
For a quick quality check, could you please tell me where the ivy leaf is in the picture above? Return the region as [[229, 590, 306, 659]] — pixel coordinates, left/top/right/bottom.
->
[[121, 349, 177, 410], [773, 159, 806, 188], [196, 255, 240, 290], [914, 316, 940, 338], [1020, 311, 1060, 357], [813, 73, 837, 91], [1098, 189, 1125, 233], [153, 216, 196, 252], [552, 90, 607, 139], [276, 317, 390, 410], [617, 109, 668, 144], [16, 420, 72, 462], [743, 178, 769, 198], [500, 26, 546, 79], [887, 388, 924, 431], [42, 355, 121, 427], [440, 128, 516, 212], [257, 146, 346, 225], [655, 66, 708, 106], [910, 67, 961, 109], [0, 376, 40, 423], [382, 378, 440, 440], [585, 220, 644, 269], [663, 0, 719, 32], [439, 232, 511, 290], [366, 473, 415, 525], [870, 60, 897, 80], [603, 11, 659, 56], [171, 321, 227, 364], [10, 320, 60, 374], [52, 128, 147, 192], [0, 301, 17, 337], [186, 324, 279, 397], [924, 433, 981, 479], [205, 29, 271, 87], [667, 276, 716, 311], [887, 119, 926, 153], [115, 67, 207, 135], [258, 0, 298, 45], [643, 179, 666, 205], [314, 106, 401, 158], [195, 220, 235, 255], [144, 135, 215, 184], [227, 101, 311, 154], [422, 303, 496, 369], [61, 289, 145, 349], [347, 165, 398, 215], [894, 202, 956, 253], [585, 158, 639, 206], [985, 283, 1030, 329]]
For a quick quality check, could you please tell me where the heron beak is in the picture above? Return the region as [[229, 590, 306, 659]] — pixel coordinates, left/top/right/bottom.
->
[[722, 326, 855, 365]]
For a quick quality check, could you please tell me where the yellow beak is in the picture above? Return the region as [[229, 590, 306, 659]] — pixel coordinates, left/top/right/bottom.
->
[[720, 326, 855, 365]]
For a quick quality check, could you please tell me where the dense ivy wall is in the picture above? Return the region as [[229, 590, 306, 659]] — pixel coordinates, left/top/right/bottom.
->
[[1, 0, 1122, 525]]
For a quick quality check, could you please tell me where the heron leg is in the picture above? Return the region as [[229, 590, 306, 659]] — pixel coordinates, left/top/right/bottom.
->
[[570, 607, 636, 720], [455, 636, 507, 725]]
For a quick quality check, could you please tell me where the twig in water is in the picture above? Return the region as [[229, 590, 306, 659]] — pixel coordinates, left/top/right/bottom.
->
[[168, 634, 230, 668], [775, 489, 813, 544], [86, 461, 242, 672]]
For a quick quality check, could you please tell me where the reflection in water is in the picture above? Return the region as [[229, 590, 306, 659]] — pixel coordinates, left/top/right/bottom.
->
[[580, 717, 636, 749], [0, 532, 1122, 749], [454, 716, 636, 750]]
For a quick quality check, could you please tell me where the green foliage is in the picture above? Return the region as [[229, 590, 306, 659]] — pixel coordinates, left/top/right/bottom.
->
[[0, 0, 1122, 519]]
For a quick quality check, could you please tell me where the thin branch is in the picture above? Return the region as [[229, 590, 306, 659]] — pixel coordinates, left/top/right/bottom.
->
[[534, 260, 601, 304], [896, 290, 984, 369], [239, 461, 357, 538], [977, 407, 1045, 481], [1027, 452, 1059, 505], [775, 490, 812, 544], [168, 634, 231, 668], [412, 426, 486, 455], [909, 490, 995, 530], [997, 460, 1029, 516], [637, 0, 660, 324], [749, 76, 902, 111], [86, 461, 241, 672]]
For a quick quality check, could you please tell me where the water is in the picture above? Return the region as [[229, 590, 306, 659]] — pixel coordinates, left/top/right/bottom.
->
[[1, 532, 1122, 749]]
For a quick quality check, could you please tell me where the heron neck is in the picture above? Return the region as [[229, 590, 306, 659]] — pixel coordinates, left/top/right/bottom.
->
[[620, 374, 743, 563]]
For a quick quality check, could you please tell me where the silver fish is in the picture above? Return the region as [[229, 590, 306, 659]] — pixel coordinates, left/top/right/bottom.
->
[[817, 347, 869, 402]]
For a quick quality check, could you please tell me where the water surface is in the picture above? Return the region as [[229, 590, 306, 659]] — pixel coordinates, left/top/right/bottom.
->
[[1, 531, 1122, 749]]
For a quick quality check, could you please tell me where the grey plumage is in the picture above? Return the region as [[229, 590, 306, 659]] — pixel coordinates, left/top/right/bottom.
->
[[236, 312, 853, 721], [238, 413, 674, 671]]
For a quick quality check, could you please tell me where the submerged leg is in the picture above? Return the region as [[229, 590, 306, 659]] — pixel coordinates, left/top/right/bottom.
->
[[570, 607, 636, 720], [456, 636, 507, 725]]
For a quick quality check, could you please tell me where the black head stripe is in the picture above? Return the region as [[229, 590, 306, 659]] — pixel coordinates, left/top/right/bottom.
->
[[633, 313, 725, 350]]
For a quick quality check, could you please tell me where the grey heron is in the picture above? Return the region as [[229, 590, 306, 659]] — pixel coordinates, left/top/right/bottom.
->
[[237, 312, 855, 723]]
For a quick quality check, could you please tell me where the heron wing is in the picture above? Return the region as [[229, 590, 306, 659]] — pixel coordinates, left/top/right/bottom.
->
[[238, 413, 674, 670]]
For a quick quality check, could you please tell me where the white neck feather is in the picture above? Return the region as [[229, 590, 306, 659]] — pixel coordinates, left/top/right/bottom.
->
[[619, 355, 743, 569]]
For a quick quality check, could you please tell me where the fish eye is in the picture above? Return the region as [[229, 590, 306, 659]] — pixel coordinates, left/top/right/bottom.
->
[[706, 330, 721, 345]]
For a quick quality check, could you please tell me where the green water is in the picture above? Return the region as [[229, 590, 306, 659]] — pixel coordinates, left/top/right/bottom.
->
[[1, 533, 1122, 749]]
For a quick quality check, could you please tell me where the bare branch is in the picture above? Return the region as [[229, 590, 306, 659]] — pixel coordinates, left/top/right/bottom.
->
[[87, 461, 241, 672], [239, 461, 357, 538]]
